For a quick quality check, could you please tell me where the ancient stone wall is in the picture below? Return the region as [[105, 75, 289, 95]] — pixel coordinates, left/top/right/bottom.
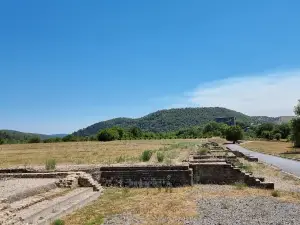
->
[[189, 163, 274, 189], [91, 165, 193, 187]]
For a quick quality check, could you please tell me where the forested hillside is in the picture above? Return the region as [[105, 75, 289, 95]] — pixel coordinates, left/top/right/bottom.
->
[[73, 107, 266, 136], [0, 130, 67, 144]]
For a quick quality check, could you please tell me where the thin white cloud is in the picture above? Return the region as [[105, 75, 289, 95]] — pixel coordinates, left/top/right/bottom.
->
[[173, 70, 300, 117]]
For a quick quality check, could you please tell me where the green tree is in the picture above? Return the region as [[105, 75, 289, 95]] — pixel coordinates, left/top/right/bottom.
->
[[261, 131, 273, 140], [129, 127, 142, 139], [0, 139, 4, 145], [291, 101, 300, 147], [203, 122, 220, 134], [112, 127, 125, 139], [226, 126, 243, 144], [256, 123, 274, 137], [62, 135, 77, 142], [277, 123, 291, 139], [97, 128, 120, 142], [28, 136, 41, 143]]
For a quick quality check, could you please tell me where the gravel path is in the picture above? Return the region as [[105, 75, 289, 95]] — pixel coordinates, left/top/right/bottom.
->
[[0, 178, 57, 199], [188, 196, 300, 225], [103, 212, 142, 225]]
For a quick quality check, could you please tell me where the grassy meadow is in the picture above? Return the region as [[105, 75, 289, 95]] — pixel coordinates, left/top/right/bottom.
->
[[0, 139, 204, 168], [242, 141, 300, 160]]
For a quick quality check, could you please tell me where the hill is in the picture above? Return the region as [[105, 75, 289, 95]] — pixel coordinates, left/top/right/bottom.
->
[[0, 130, 67, 143], [73, 107, 260, 136]]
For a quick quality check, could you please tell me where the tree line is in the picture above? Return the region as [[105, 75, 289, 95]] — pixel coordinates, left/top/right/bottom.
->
[[1, 101, 300, 147]]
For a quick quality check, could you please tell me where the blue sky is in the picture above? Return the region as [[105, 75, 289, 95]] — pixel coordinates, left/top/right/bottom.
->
[[1, 0, 300, 134]]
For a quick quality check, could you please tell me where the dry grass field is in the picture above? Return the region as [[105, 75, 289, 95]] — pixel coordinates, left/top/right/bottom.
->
[[63, 185, 300, 225], [242, 141, 300, 159], [0, 139, 203, 168]]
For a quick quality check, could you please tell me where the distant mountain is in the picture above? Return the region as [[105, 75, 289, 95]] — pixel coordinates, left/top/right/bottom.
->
[[0, 130, 68, 143], [47, 134, 68, 138], [251, 116, 295, 125], [275, 116, 295, 124], [73, 107, 279, 136]]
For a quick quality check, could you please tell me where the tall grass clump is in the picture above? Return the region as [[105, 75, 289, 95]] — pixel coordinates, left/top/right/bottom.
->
[[157, 151, 165, 162], [45, 158, 56, 170], [141, 150, 153, 162]]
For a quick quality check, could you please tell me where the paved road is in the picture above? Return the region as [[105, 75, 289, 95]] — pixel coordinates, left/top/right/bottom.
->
[[226, 144, 300, 177]]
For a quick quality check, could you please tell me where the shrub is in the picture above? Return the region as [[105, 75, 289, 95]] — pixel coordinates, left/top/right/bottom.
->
[[274, 133, 281, 141], [226, 126, 243, 144], [141, 150, 153, 162], [97, 128, 120, 142], [157, 151, 165, 162], [45, 159, 56, 170], [271, 190, 280, 197], [28, 136, 41, 143], [62, 135, 77, 142], [256, 123, 275, 137], [261, 131, 273, 140], [0, 139, 4, 145], [53, 219, 65, 225]]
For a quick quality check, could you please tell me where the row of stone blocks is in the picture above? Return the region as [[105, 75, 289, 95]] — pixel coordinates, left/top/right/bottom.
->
[[0, 165, 274, 189], [227, 148, 259, 162], [189, 163, 274, 189]]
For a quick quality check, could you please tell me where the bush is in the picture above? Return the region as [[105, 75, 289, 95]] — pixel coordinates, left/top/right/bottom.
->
[[256, 123, 274, 137], [141, 150, 153, 162], [28, 136, 41, 143], [97, 128, 120, 142], [45, 159, 56, 170], [53, 219, 65, 225], [271, 190, 280, 197], [156, 151, 165, 162], [0, 139, 4, 145], [274, 133, 281, 141], [62, 135, 77, 142], [226, 126, 243, 144], [261, 131, 273, 140]]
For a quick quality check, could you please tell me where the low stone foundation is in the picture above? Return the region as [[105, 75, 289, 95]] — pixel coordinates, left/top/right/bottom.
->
[[92, 165, 193, 187], [189, 163, 273, 189]]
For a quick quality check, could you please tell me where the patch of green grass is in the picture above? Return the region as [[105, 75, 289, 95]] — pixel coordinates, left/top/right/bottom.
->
[[141, 150, 153, 162], [45, 158, 56, 170], [53, 219, 65, 225]]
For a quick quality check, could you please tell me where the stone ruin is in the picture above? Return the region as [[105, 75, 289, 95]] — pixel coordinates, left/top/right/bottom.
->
[[0, 141, 274, 224]]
